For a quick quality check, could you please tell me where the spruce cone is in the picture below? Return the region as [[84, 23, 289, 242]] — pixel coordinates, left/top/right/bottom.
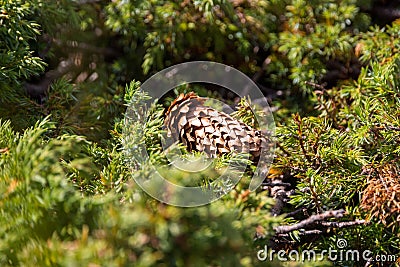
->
[[164, 92, 267, 161]]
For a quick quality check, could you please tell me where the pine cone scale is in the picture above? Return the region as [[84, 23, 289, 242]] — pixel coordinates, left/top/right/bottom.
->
[[164, 92, 268, 161]]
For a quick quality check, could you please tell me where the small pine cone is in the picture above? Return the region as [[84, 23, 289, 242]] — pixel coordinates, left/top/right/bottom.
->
[[164, 92, 267, 161]]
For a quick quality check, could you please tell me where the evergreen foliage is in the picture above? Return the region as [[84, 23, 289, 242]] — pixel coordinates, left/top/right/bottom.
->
[[1, 0, 400, 266]]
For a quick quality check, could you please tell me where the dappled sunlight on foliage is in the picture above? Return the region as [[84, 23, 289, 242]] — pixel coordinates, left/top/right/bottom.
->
[[1, 0, 400, 266]]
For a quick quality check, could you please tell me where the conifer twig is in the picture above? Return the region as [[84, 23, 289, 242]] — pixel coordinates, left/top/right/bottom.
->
[[320, 219, 366, 228], [274, 209, 345, 234]]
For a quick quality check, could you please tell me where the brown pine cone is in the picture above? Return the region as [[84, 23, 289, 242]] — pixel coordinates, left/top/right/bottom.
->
[[164, 92, 267, 161]]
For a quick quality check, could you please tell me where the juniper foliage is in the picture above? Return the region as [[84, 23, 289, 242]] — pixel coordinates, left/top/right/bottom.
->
[[1, 0, 400, 266]]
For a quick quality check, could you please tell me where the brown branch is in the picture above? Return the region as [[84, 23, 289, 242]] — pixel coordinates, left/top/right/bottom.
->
[[304, 81, 326, 91], [52, 38, 119, 57], [386, 125, 400, 131], [0, 147, 9, 154], [261, 182, 291, 187], [268, 177, 294, 216], [274, 209, 345, 234], [284, 206, 311, 218], [275, 229, 323, 238], [274, 220, 366, 238], [320, 219, 367, 228], [25, 56, 77, 99], [293, 114, 312, 162], [292, 115, 322, 212]]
